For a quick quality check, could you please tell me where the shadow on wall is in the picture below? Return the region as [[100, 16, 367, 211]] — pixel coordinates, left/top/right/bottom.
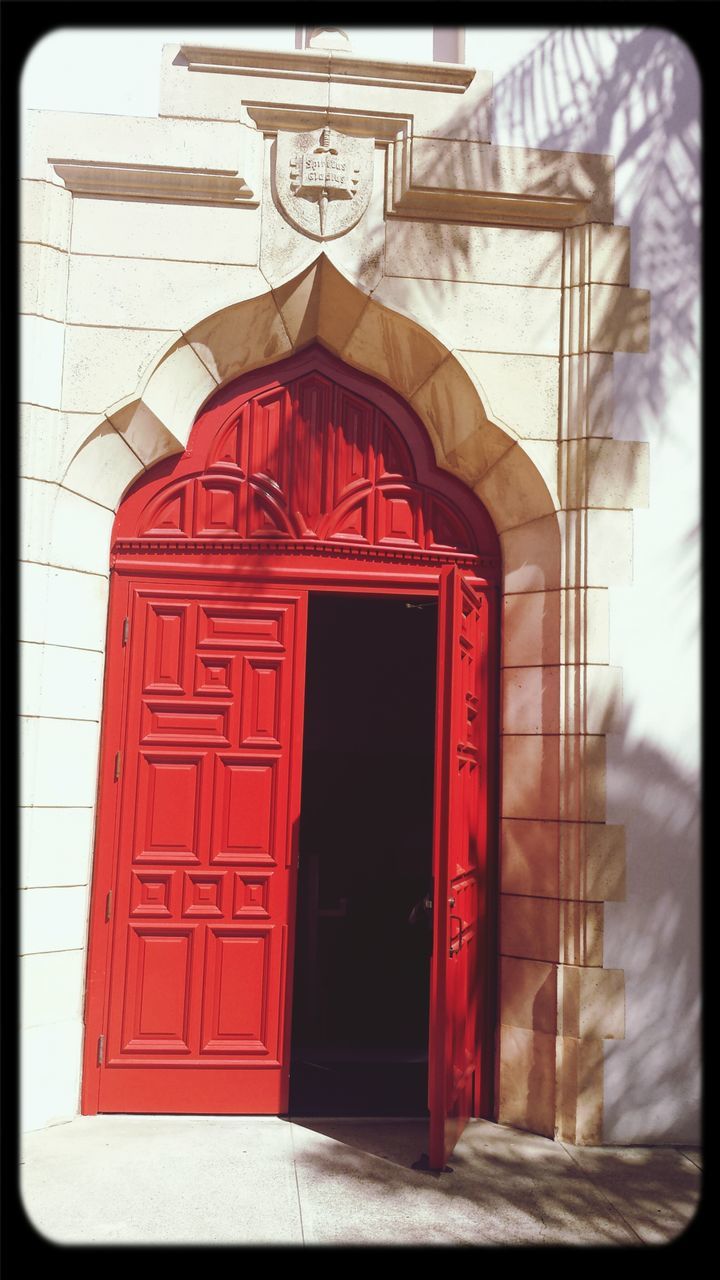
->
[[490, 26, 700, 442], [387, 28, 699, 446], [604, 724, 701, 1144]]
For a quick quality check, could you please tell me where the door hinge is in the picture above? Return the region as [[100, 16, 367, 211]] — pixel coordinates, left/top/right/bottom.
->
[[122, 616, 129, 646], [105, 890, 112, 922], [114, 751, 121, 781], [97, 1035, 105, 1066]]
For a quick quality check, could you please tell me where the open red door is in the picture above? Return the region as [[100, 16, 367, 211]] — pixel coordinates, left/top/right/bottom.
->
[[428, 565, 490, 1169]]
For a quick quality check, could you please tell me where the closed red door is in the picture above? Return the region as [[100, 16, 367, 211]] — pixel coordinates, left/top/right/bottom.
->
[[93, 579, 308, 1114], [428, 565, 490, 1169]]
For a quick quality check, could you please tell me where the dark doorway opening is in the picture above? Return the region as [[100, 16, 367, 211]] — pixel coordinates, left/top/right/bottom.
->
[[289, 593, 437, 1116]]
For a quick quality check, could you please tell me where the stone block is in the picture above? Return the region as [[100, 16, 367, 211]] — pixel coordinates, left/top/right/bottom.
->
[[501, 893, 604, 967], [585, 509, 634, 586], [384, 222, 563, 288], [185, 295, 292, 389], [20, 885, 89, 956], [500, 956, 558, 1035], [20, 642, 105, 721], [502, 510, 634, 593], [555, 1035, 604, 1144], [20, 178, 72, 251], [62, 420, 145, 510], [20, 562, 109, 651], [589, 284, 650, 353], [502, 666, 561, 735], [573, 823, 625, 902], [57, 412, 114, 473], [135, 337, 219, 450], [501, 819, 561, 899], [21, 951, 85, 1027], [406, 138, 613, 224], [560, 352, 615, 439], [66, 255, 266, 331], [20, 477, 59, 565], [502, 665, 622, 735], [501, 734, 606, 823], [500, 819, 625, 903], [561, 439, 649, 510], [21, 716, 101, 808], [20, 806, 95, 889], [342, 297, 447, 400], [272, 258, 369, 355], [44, 486, 115, 575], [70, 196, 261, 266], [21, 1020, 83, 1133], [589, 224, 630, 286], [106, 401, 183, 470], [503, 588, 610, 668], [372, 275, 562, 356], [20, 405, 67, 483], [475, 441, 558, 534], [411, 355, 514, 479], [557, 965, 625, 1040], [62, 325, 178, 415], [497, 1024, 556, 1138], [501, 519, 564, 595], [20, 242, 69, 323], [457, 350, 559, 440], [21, 315, 65, 408]]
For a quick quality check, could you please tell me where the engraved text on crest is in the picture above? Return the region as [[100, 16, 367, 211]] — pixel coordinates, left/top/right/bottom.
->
[[275, 127, 374, 240]]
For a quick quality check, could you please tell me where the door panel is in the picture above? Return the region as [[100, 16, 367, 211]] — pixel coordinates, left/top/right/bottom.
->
[[96, 581, 307, 1114], [428, 565, 489, 1168]]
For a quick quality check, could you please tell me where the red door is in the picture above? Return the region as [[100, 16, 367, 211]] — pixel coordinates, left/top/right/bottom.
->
[[90, 579, 308, 1114], [428, 565, 490, 1168]]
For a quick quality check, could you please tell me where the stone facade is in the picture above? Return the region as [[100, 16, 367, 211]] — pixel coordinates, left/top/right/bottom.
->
[[21, 37, 658, 1141]]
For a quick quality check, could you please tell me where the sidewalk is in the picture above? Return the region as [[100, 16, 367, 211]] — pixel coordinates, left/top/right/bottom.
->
[[20, 1115, 701, 1247]]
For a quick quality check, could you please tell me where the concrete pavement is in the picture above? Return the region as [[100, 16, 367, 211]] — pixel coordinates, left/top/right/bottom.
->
[[20, 1115, 701, 1246]]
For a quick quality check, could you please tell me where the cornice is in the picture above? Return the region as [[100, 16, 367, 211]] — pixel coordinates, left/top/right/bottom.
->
[[49, 159, 258, 206], [112, 538, 495, 573], [178, 45, 475, 95], [244, 102, 412, 144]]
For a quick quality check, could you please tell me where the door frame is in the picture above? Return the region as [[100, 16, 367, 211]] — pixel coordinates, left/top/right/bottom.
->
[[81, 550, 500, 1119]]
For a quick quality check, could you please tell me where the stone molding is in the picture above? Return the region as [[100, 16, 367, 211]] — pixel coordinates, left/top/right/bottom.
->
[[49, 159, 258, 206], [177, 43, 475, 95]]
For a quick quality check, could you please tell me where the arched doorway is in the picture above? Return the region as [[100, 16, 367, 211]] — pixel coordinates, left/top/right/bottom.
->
[[82, 345, 501, 1168]]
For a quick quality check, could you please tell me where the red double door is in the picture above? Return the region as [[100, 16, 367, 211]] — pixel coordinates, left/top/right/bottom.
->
[[84, 566, 492, 1169]]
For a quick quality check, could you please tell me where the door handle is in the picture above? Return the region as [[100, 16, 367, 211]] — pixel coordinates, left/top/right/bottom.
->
[[449, 914, 463, 956]]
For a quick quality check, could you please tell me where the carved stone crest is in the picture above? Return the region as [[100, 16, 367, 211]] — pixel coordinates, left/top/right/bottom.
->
[[275, 127, 374, 240]]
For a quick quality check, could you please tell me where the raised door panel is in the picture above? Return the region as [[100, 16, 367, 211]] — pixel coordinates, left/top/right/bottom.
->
[[97, 583, 307, 1113]]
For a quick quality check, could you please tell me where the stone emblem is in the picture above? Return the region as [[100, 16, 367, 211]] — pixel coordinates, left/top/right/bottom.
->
[[275, 127, 374, 240]]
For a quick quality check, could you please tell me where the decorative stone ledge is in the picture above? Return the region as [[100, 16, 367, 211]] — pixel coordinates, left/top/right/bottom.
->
[[178, 43, 475, 94], [50, 159, 258, 206]]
